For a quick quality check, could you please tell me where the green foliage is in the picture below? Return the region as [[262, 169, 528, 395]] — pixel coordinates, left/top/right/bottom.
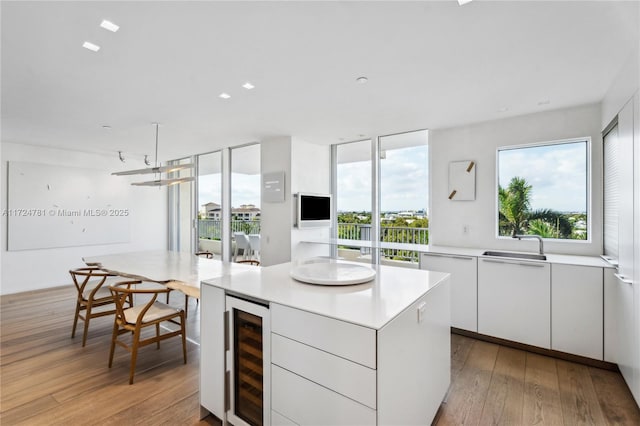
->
[[498, 176, 585, 240], [498, 177, 532, 236]]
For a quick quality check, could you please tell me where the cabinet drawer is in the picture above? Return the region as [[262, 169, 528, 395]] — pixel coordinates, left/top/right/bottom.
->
[[272, 333, 377, 409], [271, 303, 376, 368], [272, 410, 298, 426], [272, 365, 377, 426]]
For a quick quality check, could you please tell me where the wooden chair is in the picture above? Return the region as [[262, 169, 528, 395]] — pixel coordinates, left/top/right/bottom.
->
[[236, 259, 260, 266], [108, 280, 187, 384], [195, 251, 213, 259], [70, 267, 130, 347]]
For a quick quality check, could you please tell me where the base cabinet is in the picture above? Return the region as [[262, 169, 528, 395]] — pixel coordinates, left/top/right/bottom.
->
[[270, 283, 451, 425], [201, 277, 451, 426], [478, 258, 550, 348], [420, 253, 478, 331], [551, 264, 603, 360]]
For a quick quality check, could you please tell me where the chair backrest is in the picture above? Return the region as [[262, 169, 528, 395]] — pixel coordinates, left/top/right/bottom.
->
[[236, 259, 260, 266], [69, 267, 116, 300], [195, 251, 213, 259], [233, 232, 250, 249], [248, 234, 260, 251], [109, 281, 172, 326]]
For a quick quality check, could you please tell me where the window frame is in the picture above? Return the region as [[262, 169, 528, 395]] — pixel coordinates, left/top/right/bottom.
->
[[494, 137, 592, 243]]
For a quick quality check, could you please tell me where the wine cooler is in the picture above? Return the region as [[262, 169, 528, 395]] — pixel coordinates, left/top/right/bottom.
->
[[226, 295, 271, 426]]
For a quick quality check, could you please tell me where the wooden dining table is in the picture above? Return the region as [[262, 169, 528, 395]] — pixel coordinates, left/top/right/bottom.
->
[[83, 250, 255, 299]]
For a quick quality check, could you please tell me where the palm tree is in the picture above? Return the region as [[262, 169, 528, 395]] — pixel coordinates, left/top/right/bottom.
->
[[499, 177, 573, 238], [498, 177, 532, 236]]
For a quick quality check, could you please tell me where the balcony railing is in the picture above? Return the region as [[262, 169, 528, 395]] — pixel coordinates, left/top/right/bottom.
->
[[199, 220, 427, 263], [338, 222, 429, 263], [199, 219, 261, 240]]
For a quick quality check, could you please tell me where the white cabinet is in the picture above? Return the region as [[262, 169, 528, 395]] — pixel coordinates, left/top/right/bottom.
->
[[551, 264, 603, 360], [270, 280, 451, 426], [420, 252, 478, 332], [478, 257, 551, 348]]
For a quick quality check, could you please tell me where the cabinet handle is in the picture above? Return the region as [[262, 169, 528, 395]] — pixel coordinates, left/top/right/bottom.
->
[[481, 258, 544, 267], [614, 272, 633, 285], [481, 259, 506, 264], [424, 253, 474, 261], [517, 262, 545, 268]]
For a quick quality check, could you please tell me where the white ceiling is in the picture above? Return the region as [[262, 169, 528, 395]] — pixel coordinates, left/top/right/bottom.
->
[[2, 1, 638, 162]]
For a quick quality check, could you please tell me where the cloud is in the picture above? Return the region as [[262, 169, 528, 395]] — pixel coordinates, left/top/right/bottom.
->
[[499, 141, 587, 212], [337, 145, 429, 212]]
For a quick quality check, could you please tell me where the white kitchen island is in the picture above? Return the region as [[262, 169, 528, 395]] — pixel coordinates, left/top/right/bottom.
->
[[200, 259, 451, 426]]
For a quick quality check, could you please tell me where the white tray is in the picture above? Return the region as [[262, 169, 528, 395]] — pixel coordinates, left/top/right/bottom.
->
[[290, 261, 376, 285]]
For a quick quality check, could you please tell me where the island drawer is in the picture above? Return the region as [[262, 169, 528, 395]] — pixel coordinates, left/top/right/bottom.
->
[[271, 365, 376, 425], [272, 410, 298, 426], [271, 303, 376, 369], [271, 333, 377, 409]]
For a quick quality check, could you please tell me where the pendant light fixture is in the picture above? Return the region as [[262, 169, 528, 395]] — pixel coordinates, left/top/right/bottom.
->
[[112, 123, 195, 186]]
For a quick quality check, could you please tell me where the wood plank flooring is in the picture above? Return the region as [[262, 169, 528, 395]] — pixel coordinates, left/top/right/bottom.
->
[[2, 285, 639, 425]]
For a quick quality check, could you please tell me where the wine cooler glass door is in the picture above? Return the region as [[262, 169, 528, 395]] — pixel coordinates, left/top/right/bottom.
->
[[226, 296, 270, 426]]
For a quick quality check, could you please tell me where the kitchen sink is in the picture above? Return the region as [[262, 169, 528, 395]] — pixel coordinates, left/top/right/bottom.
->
[[482, 250, 547, 261]]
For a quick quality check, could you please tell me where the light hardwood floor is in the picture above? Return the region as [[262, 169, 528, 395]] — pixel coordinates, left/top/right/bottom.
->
[[2, 285, 639, 425]]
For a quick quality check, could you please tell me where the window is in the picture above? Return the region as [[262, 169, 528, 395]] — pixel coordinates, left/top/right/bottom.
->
[[335, 140, 372, 252], [332, 129, 429, 266], [230, 144, 261, 237], [197, 151, 223, 254], [168, 157, 195, 252], [379, 130, 429, 263], [603, 124, 619, 258], [497, 138, 590, 241]]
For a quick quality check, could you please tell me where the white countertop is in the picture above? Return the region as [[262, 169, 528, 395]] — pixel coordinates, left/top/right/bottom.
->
[[302, 239, 613, 268], [201, 260, 449, 330]]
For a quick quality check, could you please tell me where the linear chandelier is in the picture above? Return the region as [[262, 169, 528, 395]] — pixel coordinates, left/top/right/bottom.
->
[[112, 123, 195, 186]]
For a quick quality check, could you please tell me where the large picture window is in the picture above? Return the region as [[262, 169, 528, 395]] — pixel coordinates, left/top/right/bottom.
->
[[497, 138, 590, 241]]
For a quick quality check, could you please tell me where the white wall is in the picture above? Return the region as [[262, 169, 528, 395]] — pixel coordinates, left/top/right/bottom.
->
[[1, 142, 167, 295], [601, 46, 640, 129], [260, 136, 293, 266], [290, 138, 331, 260], [429, 103, 603, 256], [259, 137, 331, 266]]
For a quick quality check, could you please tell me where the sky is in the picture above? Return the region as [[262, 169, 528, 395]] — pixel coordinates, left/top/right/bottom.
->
[[498, 141, 587, 213], [198, 173, 260, 211], [337, 145, 429, 212]]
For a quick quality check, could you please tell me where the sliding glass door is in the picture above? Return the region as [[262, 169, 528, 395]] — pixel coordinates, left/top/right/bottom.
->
[[197, 151, 223, 257]]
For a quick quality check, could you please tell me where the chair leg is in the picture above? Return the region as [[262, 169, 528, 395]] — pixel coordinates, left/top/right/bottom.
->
[[166, 290, 170, 304], [155, 323, 160, 349], [82, 305, 92, 347], [71, 301, 81, 338], [184, 294, 189, 318], [129, 330, 140, 385], [181, 312, 187, 364], [108, 321, 119, 368]]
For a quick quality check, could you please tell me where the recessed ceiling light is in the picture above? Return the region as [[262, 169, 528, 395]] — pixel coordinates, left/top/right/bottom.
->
[[102, 125, 112, 130], [100, 20, 119, 32], [356, 76, 368, 84], [538, 99, 550, 106], [219, 93, 231, 99], [82, 41, 100, 52], [242, 82, 255, 90], [458, 0, 474, 5]]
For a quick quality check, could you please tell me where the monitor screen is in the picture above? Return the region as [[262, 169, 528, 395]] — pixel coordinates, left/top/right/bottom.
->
[[300, 194, 331, 222]]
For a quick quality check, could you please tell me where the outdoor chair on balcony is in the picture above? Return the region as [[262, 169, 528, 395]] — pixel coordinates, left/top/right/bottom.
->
[[108, 280, 187, 385], [248, 234, 260, 261], [233, 232, 251, 262], [70, 267, 131, 347]]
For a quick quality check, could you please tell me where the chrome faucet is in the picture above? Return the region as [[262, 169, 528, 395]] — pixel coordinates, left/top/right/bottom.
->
[[513, 234, 544, 255]]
